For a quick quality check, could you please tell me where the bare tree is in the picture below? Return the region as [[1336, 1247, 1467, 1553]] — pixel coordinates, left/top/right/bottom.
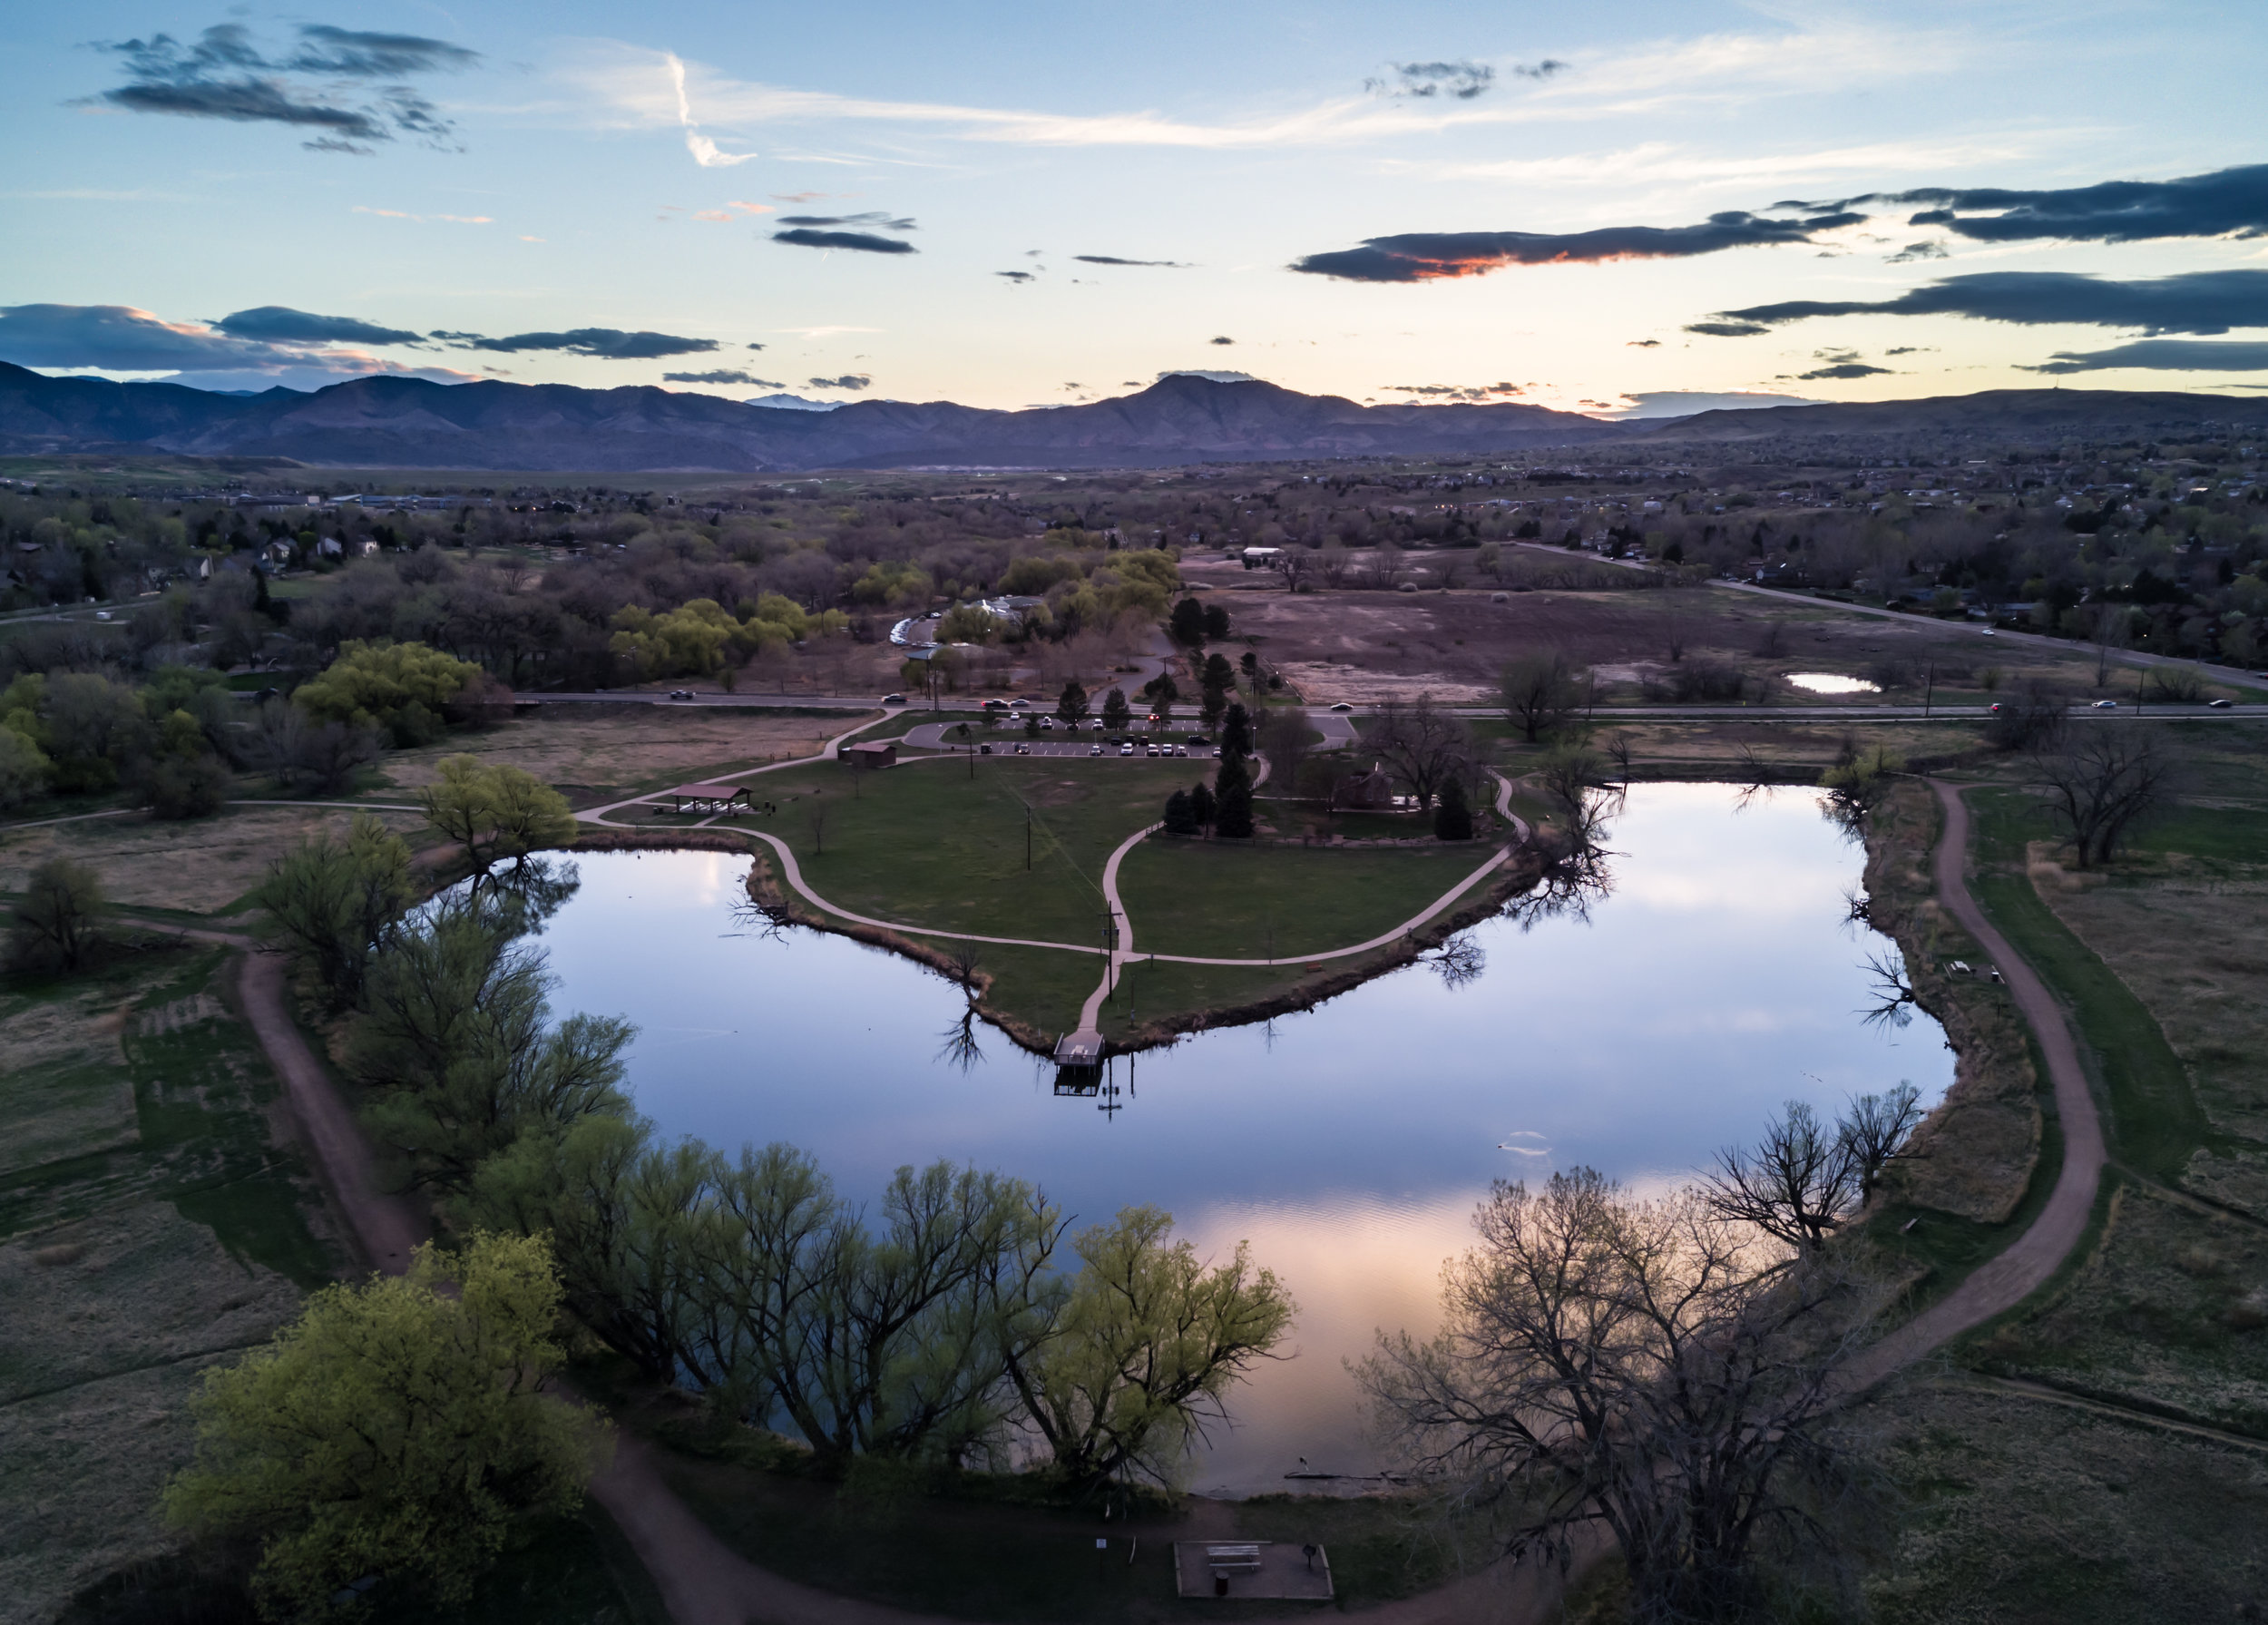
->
[[1984, 680, 2066, 752], [1701, 1101, 1853, 1252], [1499, 651, 1584, 743], [806, 799, 832, 857], [1367, 694, 1471, 810], [2090, 604, 2130, 689], [2035, 726, 2171, 867], [1317, 540, 1352, 589], [1839, 1083, 1923, 1204], [1363, 540, 1403, 590], [1256, 706, 1315, 796], [1360, 1170, 1877, 1621], [1276, 545, 1317, 593], [943, 938, 983, 993], [1603, 730, 1636, 786], [1536, 744, 1615, 855]]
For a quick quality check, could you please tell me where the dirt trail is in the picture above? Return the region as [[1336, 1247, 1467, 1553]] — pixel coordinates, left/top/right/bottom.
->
[[1840, 779, 2109, 1387]]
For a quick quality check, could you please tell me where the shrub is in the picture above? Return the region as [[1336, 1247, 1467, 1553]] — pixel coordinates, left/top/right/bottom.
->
[[8, 857, 104, 973]]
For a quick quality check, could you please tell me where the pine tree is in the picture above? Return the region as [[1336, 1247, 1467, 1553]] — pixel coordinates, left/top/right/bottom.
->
[[1161, 789, 1198, 835], [1213, 752, 1254, 838], [1189, 780, 1217, 832], [1433, 776, 1474, 841]]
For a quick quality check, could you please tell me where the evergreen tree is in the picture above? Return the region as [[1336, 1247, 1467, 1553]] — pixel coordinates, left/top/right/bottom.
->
[[1203, 652, 1236, 691], [1189, 780, 1217, 832], [1161, 788, 1198, 836], [1222, 701, 1253, 760], [1101, 689, 1131, 731], [1213, 753, 1254, 838], [1433, 776, 1475, 841], [1057, 680, 1090, 725], [1203, 603, 1232, 641], [1168, 597, 1207, 646]]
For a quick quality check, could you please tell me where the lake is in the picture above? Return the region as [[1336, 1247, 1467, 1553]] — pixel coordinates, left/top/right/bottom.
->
[[528, 782, 1952, 1495]]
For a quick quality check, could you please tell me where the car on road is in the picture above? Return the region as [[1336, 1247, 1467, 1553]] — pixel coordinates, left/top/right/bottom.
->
[[1089, 743, 1103, 756], [982, 698, 1011, 710], [2209, 698, 2234, 708], [1989, 702, 2003, 713], [1329, 701, 1354, 712], [1980, 628, 1997, 636], [1009, 698, 1030, 708], [668, 689, 694, 700], [2092, 700, 2118, 710], [882, 692, 905, 704], [1186, 733, 1210, 747]]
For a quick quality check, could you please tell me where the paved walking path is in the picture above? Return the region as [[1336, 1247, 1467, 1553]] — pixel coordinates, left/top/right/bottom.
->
[[1839, 778, 2108, 1388]]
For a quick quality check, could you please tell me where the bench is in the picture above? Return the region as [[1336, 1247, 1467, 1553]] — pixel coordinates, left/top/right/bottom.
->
[[1206, 1544, 1264, 1574]]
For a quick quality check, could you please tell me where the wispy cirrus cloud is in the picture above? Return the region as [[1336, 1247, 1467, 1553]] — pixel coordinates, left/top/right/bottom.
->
[[663, 50, 757, 167], [85, 22, 477, 153], [1290, 210, 1862, 282], [1694, 269, 2268, 337]]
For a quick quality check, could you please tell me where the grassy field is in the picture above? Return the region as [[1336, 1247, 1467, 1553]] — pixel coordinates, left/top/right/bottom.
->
[[0, 805, 426, 915], [1115, 839, 1500, 959]]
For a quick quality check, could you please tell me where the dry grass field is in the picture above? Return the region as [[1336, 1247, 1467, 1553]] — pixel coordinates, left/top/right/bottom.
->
[[379, 706, 880, 803], [0, 806, 426, 915]]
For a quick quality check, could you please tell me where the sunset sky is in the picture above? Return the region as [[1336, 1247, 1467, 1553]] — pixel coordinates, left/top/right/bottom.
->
[[5, 0, 2266, 415]]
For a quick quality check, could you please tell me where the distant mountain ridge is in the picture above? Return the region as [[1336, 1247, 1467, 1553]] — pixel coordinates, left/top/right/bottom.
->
[[2, 364, 2264, 472], [0, 366, 1628, 472]]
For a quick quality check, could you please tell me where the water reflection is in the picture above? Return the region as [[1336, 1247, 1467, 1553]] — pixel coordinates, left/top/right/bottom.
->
[[527, 784, 1953, 1495]]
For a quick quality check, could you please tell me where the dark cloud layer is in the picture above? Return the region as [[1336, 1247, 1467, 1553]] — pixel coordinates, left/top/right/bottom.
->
[[214, 305, 423, 346], [774, 212, 915, 230], [2022, 339, 2268, 374], [459, 328, 721, 359], [664, 368, 785, 386], [0, 302, 303, 371], [1073, 255, 1190, 267], [1793, 362, 1892, 380], [1804, 162, 2268, 245], [89, 22, 476, 152], [808, 374, 872, 390], [1699, 269, 2268, 337], [771, 229, 916, 254], [1289, 211, 1862, 282]]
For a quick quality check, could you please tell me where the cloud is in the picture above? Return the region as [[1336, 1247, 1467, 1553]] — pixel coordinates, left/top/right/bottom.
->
[[1684, 320, 1774, 337], [1289, 210, 1862, 282], [2021, 339, 2268, 375], [1707, 269, 2268, 336], [1367, 61, 1496, 101], [1807, 162, 2268, 246], [1381, 381, 1527, 401], [1156, 369, 1256, 384], [1209, 336, 1235, 346], [776, 211, 915, 230], [88, 22, 475, 152], [807, 374, 872, 390], [746, 342, 767, 350], [1627, 338, 1661, 348], [213, 306, 424, 347], [457, 328, 722, 358], [1072, 255, 1190, 267], [663, 51, 757, 167], [996, 270, 1036, 283], [1884, 240, 1948, 263], [663, 368, 786, 385], [349, 205, 491, 223], [1793, 362, 1892, 379], [1607, 390, 1825, 419], [770, 228, 915, 254], [0, 301, 477, 384]]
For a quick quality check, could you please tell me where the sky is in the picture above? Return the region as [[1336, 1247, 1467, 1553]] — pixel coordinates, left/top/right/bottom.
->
[[5, 0, 2267, 416]]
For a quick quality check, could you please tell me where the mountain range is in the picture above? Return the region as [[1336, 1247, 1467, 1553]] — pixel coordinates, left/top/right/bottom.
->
[[4, 362, 2266, 472]]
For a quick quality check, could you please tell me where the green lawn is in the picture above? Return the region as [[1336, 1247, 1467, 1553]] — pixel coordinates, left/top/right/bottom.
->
[[754, 757, 1199, 945], [1115, 838, 1500, 959]]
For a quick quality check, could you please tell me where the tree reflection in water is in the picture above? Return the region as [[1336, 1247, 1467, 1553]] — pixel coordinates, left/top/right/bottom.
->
[[1424, 931, 1487, 989], [935, 1006, 987, 1073]]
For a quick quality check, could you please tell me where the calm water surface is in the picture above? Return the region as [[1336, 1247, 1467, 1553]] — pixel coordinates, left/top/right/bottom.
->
[[532, 783, 1951, 1495]]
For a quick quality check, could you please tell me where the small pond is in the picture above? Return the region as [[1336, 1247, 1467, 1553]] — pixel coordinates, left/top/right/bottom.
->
[[1785, 671, 1883, 696], [527, 783, 1951, 1495]]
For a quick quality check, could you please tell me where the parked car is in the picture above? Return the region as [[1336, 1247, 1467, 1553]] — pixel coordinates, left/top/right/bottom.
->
[[1089, 743, 1103, 756], [1186, 733, 1210, 746], [1119, 743, 1135, 757], [979, 742, 993, 753], [2092, 700, 2118, 710], [1330, 701, 1355, 712], [882, 692, 905, 704], [1145, 743, 1159, 756], [1040, 716, 1055, 729], [1176, 745, 1189, 756], [1013, 741, 1030, 754]]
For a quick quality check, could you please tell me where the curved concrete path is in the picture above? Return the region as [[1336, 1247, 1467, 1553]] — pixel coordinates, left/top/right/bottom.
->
[[1841, 778, 2108, 1386]]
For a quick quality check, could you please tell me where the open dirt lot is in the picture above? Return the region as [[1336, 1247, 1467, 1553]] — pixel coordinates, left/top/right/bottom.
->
[[379, 707, 879, 801], [0, 806, 425, 915], [1207, 582, 2100, 706]]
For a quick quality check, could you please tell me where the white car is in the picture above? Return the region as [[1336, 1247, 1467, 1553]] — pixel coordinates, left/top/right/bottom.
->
[[2092, 700, 2117, 710], [1980, 628, 1997, 636], [1090, 743, 1103, 756], [1119, 743, 1135, 757]]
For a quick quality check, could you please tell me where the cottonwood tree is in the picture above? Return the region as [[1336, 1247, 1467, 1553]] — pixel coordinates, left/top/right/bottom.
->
[[255, 812, 415, 1007], [1256, 707, 1314, 796], [1701, 1087, 1924, 1250], [418, 754, 577, 876], [1984, 680, 2065, 752], [1369, 694, 1471, 810], [1004, 1206, 1293, 1491], [1537, 743, 1615, 855], [164, 1234, 606, 1618], [2035, 725, 2171, 867], [8, 857, 104, 973], [1500, 651, 1586, 743], [1359, 1170, 1878, 1622]]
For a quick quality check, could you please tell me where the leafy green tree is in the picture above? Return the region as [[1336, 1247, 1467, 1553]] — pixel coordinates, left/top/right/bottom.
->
[[164, 1233, 609, 1619], [1056, 680, 1090, 726], [1161, 788, 1198, 835], [1004, 1207, 1293, 1489], [0, 723, 54, 810], [418, 755, 578, 875], [296, 640, 483, 748], [256, 813, 415, 1007], [8, 857, 104, 973], [1100, 689, 1131, 731], [1433, 776, 1475, 841], [44, 672, 148, 793], [353, 901, 634, 1191]]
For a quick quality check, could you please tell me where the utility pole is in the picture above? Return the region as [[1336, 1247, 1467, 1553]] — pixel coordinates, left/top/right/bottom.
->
[[1923, 661, 1934, 718], [1026, 805, 1033, 871]]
